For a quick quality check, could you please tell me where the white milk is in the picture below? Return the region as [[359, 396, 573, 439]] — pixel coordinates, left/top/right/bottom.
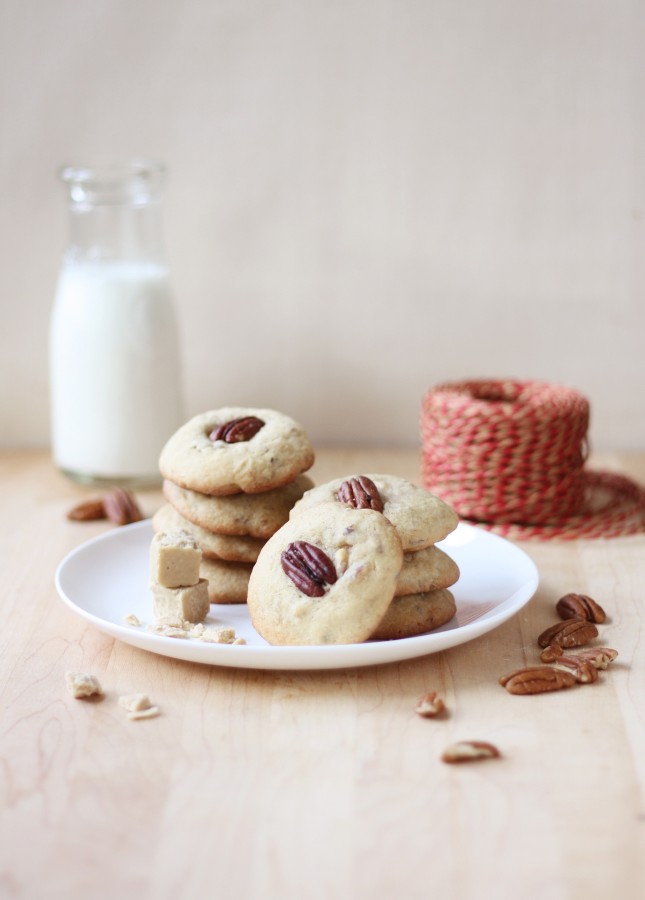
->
[[50, 260, 183, 484]]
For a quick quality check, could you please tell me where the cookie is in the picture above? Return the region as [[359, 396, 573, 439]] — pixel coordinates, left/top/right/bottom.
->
[[247, 505, 404, 645], [162, 474, 314, 538], [291, 474, 458, 550], [395, 546, 459, 597], [159, 407, 315, 496], [200, 558, 252, 604], [153, 504, 265, 563], [371, 589, 456, 641]]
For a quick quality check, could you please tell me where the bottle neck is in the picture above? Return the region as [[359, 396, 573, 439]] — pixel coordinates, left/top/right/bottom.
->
[[65, 199, 166, 264], [60, 160, 168, 265]]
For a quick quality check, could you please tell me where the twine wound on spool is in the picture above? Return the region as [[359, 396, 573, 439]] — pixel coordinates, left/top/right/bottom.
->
[[420, 379, 645, 540]]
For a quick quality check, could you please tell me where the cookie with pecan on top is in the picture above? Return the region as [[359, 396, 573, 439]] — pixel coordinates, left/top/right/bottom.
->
[[247, 505, 403, 646], [159, 408, 314, 496], [291, 474, 458, 551]]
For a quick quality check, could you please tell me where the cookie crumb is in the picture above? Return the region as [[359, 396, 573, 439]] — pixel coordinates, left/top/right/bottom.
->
[[199, 626, 237, 644], [119, 693, 160, 720], [118, 693, 153, 712], [160, 625, 190, 639], [147, 621, 195, 636], [441, 740, 501, 764], [127, 706, 161, 721], [65, 671, 103, 699], [124, 612, 142, 627], [146, 615, 242, 644]]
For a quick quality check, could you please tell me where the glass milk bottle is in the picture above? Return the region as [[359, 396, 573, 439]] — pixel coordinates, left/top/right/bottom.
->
[[49, 160, 183, 487]]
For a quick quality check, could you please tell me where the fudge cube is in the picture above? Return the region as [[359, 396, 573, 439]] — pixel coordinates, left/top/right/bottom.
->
[[151, 578, 210, 626], [150, 529, 201, 588]]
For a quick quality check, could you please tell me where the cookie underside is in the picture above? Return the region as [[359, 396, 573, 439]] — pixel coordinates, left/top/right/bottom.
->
[[370, 589, 457, 641]]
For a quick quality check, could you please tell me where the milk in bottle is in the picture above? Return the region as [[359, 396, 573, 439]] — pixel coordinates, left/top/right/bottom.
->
[[49, 161, 183, 486]]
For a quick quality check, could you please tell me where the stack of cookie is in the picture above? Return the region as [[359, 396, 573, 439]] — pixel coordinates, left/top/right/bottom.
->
[[154, 408, 315, 604], [248, 474, 460, 645]]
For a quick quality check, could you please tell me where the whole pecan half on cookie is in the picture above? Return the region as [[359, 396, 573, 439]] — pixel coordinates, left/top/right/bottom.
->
[[281, 541, 338, 597], [337, 476, 384, 512], [209, 416, 265, 443]]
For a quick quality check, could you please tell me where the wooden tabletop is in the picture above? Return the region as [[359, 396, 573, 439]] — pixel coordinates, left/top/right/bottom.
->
[[1, 448, 644, 899]]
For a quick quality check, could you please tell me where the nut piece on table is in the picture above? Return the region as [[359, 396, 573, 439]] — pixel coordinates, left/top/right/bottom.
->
[[539, 644, 564, 663], [415, 691, 445, 718], [103, 488, 143, 525], [65, 671, 103, 699], [537, 618, 599, 650], [441, 740, 501, 764], [556, 592, 606, 624], [66, 498, 107, 521], [566, 647, 618, 670], [499, 666, 576, 694], [66, 489, 143, 525], [551, 656, 599, 684]]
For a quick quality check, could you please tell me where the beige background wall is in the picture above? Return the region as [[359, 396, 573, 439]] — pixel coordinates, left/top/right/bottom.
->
[[1, 0, 643, 452]]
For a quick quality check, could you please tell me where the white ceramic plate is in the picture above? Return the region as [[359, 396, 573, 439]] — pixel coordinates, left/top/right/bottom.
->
[[55, 520, 538, 671]]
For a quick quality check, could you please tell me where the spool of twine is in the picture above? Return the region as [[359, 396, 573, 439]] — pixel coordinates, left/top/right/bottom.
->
[[420, 379, 645, 540]]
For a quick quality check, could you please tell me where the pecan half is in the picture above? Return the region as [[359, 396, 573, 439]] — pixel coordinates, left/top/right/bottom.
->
[[566, 647, 618, 670], [415, 692, 445, 718], [103, 488, 143, 526], [209, 416, 265, 443], [499, 666, 576, 694], [556, 592, 606, 624], [537, 618, 598, 650], [441, 740, 501, 763], [337, 476, 384, 512], [551, 656, 599, 684], [281, 541, 338, 597], [66, 498, 107, 521]]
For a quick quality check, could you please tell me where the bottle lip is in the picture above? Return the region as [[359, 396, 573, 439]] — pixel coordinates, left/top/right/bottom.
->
[[59, 158, 166, 206]]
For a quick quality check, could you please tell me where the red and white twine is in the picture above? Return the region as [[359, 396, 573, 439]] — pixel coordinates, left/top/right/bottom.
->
[[420, 379, 645, 540]]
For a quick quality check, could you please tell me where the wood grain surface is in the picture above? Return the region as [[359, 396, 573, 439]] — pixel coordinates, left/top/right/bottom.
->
[[1, 449, 644, 900]]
